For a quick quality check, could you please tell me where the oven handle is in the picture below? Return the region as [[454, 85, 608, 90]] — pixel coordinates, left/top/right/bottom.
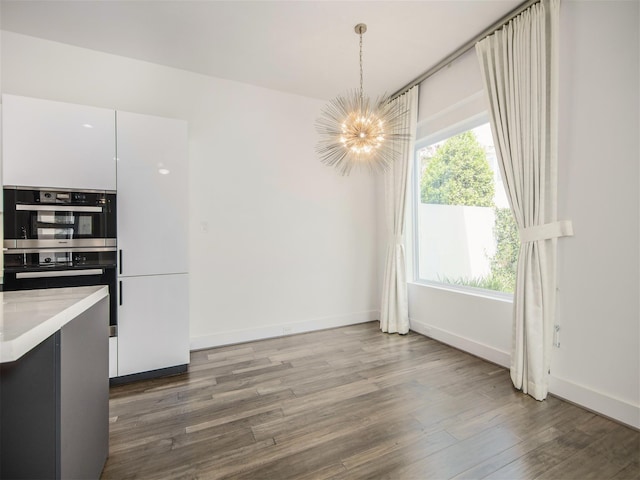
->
[[16, 204, 103, 213], [16, 269, 105, 279], [5, 247, 116, 254], [10, 239, 116, 249]]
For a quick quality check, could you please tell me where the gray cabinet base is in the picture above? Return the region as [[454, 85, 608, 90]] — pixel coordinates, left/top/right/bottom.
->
[[110, 363, 188, 386], [0, 297, 109, 479], [0, 331, 60, 479]]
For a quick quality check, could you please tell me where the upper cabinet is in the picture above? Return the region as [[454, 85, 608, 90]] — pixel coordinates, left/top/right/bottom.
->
[[2, 94, 116, 190], [116, 111, 188, 276]]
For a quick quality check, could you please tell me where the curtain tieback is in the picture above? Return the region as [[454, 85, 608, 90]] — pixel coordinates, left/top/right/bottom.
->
[[519, 220, 573, 243], [391, 233, 404, 246]]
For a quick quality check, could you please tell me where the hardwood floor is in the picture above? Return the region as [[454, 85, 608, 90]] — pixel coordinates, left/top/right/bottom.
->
[[102, 322, 640, 479]]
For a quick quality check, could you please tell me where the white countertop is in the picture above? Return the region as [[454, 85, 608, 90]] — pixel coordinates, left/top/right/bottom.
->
[[0, 285, 109, 363]]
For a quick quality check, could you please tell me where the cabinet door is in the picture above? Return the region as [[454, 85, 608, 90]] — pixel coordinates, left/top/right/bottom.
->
[[116, 110, 188, 276], [109, 337, 118, 378], [2, 94, 116, 190], [117, 274, 189, 376]]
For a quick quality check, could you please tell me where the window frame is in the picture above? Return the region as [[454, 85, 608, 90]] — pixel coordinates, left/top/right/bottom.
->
[[410, 113, 515, 302]]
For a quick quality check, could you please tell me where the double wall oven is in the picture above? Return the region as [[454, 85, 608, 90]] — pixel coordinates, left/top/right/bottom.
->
[[3, 186, 117, 335]]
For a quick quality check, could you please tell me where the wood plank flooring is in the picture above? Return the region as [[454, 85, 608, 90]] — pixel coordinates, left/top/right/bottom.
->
[[101, 322, 640, 479]]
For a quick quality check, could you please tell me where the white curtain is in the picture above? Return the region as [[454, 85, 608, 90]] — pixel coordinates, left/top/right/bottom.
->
[[380, 86, 419, 334], [476, 0, 572, 400]]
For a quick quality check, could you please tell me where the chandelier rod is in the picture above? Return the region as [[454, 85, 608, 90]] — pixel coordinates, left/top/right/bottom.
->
[[355, 23, 367, 107], [359, 28, 363, 106]]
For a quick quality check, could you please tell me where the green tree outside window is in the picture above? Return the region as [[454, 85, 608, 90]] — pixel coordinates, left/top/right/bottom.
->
[[421, 131, 494, 207]]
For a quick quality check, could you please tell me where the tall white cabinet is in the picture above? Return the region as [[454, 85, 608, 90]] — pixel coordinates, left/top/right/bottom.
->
[[2, 94, 116, 190], [115, 111, 189, 377]]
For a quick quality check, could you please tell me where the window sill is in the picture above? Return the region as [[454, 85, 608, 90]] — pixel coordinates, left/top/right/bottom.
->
[[408, 280, 514, 304]]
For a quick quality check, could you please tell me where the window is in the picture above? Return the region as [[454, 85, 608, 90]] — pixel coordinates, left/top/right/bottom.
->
[[413, 119, 519, 295]]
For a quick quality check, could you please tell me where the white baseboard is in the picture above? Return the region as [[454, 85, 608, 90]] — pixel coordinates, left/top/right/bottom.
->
[[410, 318, 511, 368], [549, 376, 640, 429], [410, 317, 640, 430], [190, 310, 379, 351]]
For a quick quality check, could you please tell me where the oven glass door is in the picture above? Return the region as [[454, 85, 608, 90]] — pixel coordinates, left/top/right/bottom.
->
[[4, 248, 117, 270], [16, 205, 107, 244], [3, 189, 116, 248]]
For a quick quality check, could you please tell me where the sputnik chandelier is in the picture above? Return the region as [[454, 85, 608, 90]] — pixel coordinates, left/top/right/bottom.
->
[[316, 23, 409, 176]]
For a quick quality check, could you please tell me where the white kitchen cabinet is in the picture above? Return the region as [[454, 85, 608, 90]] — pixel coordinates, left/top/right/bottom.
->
[[116, 111, 188, 277], [2, 94, 116, 190], [116, 110, 189, 378], [109, 337, 118, 378], [117, 274, 189, 377]]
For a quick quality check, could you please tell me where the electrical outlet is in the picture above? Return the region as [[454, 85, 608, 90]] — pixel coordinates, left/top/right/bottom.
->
[[553, 324, 561, 348], [282, 326, 293, 335]]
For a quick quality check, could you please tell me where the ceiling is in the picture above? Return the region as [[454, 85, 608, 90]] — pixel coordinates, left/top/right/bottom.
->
[[0, 0, 520, 101]]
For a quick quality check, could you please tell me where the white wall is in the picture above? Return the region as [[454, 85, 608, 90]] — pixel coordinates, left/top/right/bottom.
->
[[1, 31, 381, 348], [408, 0, 640, 428], [416, 49, 487, 143], [553, 0, 639, 427]]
